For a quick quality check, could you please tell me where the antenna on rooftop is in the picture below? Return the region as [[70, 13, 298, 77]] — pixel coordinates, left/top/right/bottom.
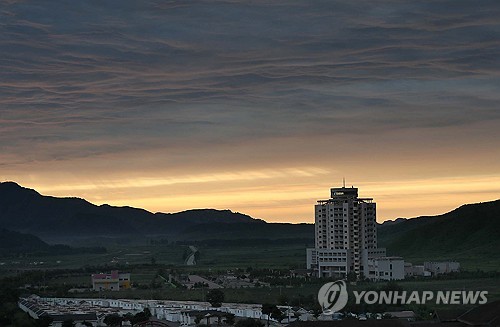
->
[[343, 177, 345, 188]]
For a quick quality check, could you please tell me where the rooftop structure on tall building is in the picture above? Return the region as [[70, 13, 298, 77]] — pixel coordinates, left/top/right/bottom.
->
[[307, 185, 404, 280]]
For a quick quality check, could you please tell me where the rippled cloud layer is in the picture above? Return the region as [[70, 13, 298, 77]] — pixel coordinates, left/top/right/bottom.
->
[[1, 0, 499, 221]]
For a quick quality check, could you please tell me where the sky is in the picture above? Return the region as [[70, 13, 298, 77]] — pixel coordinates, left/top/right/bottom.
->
[[1, 0, 499, 223]]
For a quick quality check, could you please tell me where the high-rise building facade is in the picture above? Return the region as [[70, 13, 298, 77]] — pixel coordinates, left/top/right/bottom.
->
[[307, 186, 390, 279]]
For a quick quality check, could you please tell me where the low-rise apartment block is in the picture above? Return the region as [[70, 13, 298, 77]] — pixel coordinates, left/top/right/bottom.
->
[[91, 270, 131, 291], [424, 261, 460, 276]]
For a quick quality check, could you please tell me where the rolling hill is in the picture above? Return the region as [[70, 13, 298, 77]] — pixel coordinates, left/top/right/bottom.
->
[[378, 200, 500, 267], [0, 228, 106, 256], [0, 228, 49, 254], [0, 181, 263, 243]]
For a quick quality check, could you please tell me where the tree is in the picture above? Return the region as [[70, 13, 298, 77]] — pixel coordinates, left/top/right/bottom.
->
[[206, 289, 224, 307], [35, 316, 53, 327], [312, 306, 322, 318], [271, 307, 285, 324], [235, 318, 264, 327], [104, 314, 123, 326], [261, 304, 274, 327], [122, 313, 134, 325], [130, 308, 152, 324], [143, 308, 152, 319], [347, 271, 358, 282], [62, 319, 75, 327], [262, 303, 285, 325], [224, 314, 235, 326], [195, 314, 203, 325]]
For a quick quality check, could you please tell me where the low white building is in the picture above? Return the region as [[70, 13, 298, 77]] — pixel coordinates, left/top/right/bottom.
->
[[306, 248, 351, 278], [19, 296, 266, 326], [91, 271, 131, 291], [18, 298, 99, 327], [424, 261, 460, 276], [365, 256, 405, 281], [404, 263, 431, 277]]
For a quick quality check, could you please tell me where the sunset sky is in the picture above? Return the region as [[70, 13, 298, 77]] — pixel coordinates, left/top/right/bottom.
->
[[1, 1, 499, 223]]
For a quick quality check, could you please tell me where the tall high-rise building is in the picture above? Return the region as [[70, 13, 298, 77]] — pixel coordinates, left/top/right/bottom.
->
[[307, 186, 388, 279]]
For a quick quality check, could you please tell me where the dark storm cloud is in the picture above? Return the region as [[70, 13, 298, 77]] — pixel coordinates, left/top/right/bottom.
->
[[1, 0, 500, 161]]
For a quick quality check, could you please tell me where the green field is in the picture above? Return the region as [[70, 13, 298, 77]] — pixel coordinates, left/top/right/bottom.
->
[[2, 242, 499, 309], [0, 243, 308, 276], [2, 241, 498, 279]]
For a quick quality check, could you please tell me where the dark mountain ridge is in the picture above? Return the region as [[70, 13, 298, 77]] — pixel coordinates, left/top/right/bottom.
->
[[1, 181, 499, 267], [378, 200, 500, 264], [0, 181, 262, 242]]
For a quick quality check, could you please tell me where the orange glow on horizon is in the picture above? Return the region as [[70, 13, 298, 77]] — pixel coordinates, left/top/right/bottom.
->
[[5, 169, 499, 224]]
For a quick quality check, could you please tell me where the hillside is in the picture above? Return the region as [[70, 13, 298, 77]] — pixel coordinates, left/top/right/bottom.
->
[[377, 216, 437, 246], [0, 182, 263, 243], [178, 222, 314, 242], [0, 228, 106, 256], [378, 200, 500, 267], [0, 228, 49, 254]]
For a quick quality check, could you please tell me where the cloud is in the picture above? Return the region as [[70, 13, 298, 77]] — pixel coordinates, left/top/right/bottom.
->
[[0, 0, 499, 220]]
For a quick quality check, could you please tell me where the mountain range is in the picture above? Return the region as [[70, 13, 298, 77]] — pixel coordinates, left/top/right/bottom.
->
[[0, 182, 308, 244], [378, 199, 500, 261], [1, 181, 499, 266]]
